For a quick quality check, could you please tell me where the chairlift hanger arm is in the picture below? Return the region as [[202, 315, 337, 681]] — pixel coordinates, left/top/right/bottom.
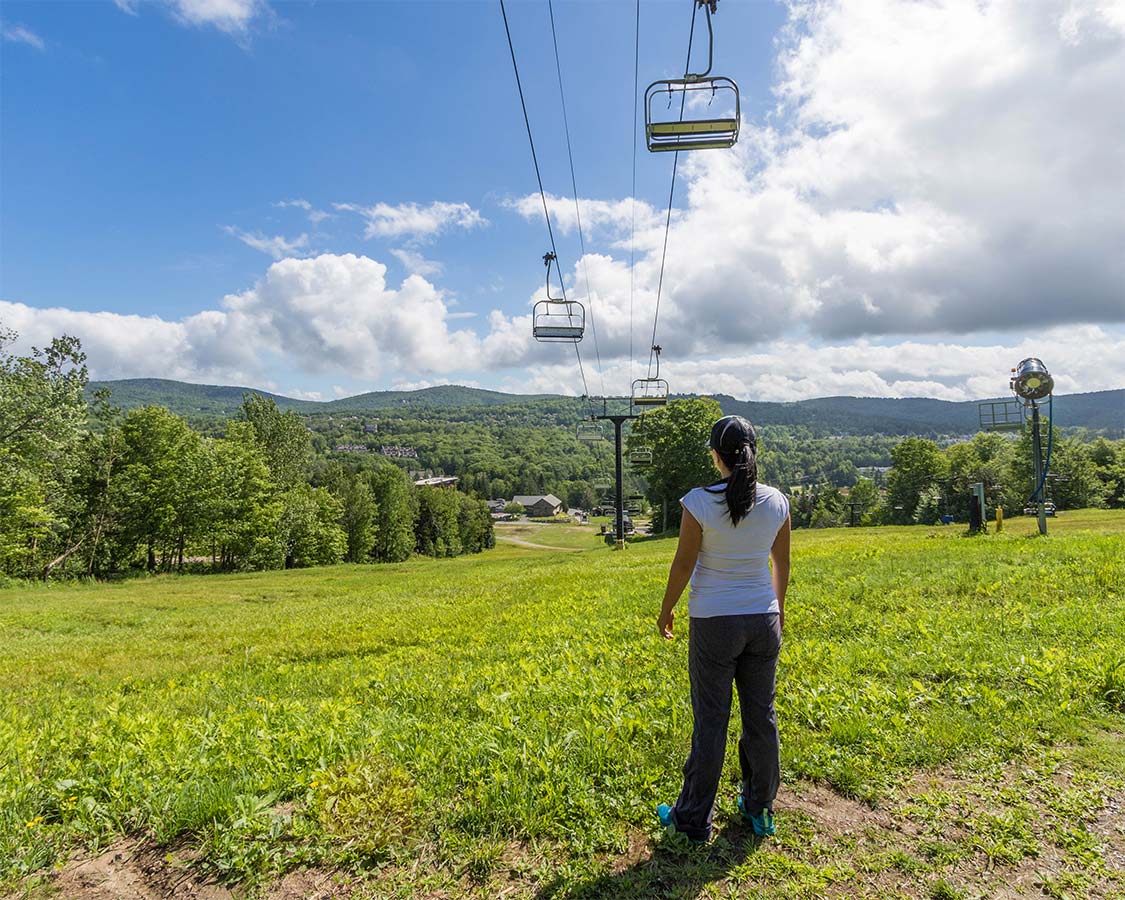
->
[[687, 0, 715, 81]]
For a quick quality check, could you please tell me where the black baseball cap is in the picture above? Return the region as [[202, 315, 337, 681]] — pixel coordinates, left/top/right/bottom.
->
[[706, 415, 756, 452]]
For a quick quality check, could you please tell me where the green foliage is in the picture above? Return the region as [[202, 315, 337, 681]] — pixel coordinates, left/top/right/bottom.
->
[[338, 477, 378, 563], [109, 405, 204, 571], [277, 483, 347, 568], [504, 501, 525, 517], [239, 393, 312, 489], [885, 438, 948, 524], [205, 421, 278, 570], [847, 477, 880, 524], [628, 398, 723, 531], [0, 330, 89, 577], [310, 754, 416, 862], [368, 465, 417, 563]]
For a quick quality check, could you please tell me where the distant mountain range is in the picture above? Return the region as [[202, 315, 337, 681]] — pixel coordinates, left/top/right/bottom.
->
[[87, 378, 1125, 436]]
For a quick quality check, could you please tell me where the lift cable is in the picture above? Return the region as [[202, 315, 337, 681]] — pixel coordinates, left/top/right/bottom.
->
[[628, 0, 640, 393], [547, 0, 606, 401], [647, 0, 699, 378], [499, 0, 591, 402]]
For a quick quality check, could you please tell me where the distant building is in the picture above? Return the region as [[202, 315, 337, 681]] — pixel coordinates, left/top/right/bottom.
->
[[512, 494, 564, 517], [381, 445, 418, 459], [414, 476, 459, 489], [334, 443, 369, 453]]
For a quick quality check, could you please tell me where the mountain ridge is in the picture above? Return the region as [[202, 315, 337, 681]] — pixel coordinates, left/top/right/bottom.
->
[[87, 378, 1125, 435]]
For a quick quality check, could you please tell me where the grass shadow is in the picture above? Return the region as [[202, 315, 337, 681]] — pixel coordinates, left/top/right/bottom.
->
[[534, 817, 764, 900]]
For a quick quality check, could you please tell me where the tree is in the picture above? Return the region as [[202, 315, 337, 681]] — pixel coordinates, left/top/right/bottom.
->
[[369, 465, 417, 562], [1089, 438, 1125, 508], [846, 477, 880, 525], [885, 438, 947, 524], [504, 501, 525, 517], [204, 421, 277, 570], [239, 393, 312, 489], [457, 494, 494, 554], [338, 475, 378, 563], [1009, 424, 1103, 511], [277, 483, 346, 568], [0, 330, 89, 577], [415, 487, 462, 557], [110, 406, 203, 571], [627, 398, 723, 531]]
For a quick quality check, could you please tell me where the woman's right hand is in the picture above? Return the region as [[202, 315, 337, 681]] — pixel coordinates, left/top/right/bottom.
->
[[657, 608, 675, 640]]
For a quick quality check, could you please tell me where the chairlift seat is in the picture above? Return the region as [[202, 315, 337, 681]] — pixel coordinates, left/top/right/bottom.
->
[[629, 447, 653, 465], [645, 77, 740, 153]]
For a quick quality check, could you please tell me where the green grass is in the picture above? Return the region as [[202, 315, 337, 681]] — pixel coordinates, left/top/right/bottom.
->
[[1, 511, 1123, 898]]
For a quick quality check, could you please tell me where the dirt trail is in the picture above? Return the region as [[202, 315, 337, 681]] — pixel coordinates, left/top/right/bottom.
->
[[494, 536, 581, 552]]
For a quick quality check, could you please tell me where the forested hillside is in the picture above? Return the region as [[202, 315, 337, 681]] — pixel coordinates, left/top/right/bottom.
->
[[88, 378, 1125, 435]]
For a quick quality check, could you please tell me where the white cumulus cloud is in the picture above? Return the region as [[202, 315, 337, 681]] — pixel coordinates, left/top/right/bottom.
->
[[334, 201, 487, 241]]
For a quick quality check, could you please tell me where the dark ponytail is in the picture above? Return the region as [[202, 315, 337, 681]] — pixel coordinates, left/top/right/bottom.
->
[[715, 441, 758, 526]]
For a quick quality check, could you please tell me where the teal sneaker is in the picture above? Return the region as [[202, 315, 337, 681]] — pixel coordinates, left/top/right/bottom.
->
[[657, 803, 708, 843], [738, 795, 776, 836]]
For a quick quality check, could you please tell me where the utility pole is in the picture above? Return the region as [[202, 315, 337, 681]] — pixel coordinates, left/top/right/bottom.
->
[[592, 398, 638, 550], [1030, 403, 1047, 536]]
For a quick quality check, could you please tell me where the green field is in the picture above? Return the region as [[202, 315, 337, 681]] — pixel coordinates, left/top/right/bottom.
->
[[1, 512, 1123, 899]]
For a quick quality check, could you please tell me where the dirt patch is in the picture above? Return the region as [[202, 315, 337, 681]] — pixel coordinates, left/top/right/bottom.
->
[[261, 868, 344, 900], [607, 829, 651, 876], [49, 839, 233, 900]]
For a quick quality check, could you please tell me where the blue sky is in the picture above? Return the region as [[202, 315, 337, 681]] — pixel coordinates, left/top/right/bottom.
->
[[3, 0, 1124, 402]]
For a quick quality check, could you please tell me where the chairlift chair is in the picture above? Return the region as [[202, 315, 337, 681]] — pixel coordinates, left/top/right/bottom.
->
[[593, 478, 613, 491], [632, 378, 669, 407], [532, 251, 585, 343], [576, 421, 604, 442], [629, 446, 653, 465], [645, 2, 740, 153]]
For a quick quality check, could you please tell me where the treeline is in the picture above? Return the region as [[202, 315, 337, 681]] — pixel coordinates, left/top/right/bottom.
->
[[305, 413, 629, 512], [0, 332, 493, 581], [628, 400, 1125, 532], [791, 430, 1125, 527]]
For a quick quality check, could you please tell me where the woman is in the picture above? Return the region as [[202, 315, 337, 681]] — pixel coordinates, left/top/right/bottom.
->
[[656, 414, 791, 841]]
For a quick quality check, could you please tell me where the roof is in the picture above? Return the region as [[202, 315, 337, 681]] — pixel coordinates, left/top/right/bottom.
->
[[414, 476, 459, 487], [512, 494, 563, 507]]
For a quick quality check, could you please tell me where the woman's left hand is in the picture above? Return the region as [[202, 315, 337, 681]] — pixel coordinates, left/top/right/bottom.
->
[[657, 608, 675, 640]]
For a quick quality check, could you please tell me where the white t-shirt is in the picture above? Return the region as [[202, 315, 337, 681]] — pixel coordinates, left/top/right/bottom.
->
[[680, 482, 789, 618]]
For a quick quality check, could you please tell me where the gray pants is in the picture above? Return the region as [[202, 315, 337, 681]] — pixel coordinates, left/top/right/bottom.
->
[[670, 613, 781, 841]]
